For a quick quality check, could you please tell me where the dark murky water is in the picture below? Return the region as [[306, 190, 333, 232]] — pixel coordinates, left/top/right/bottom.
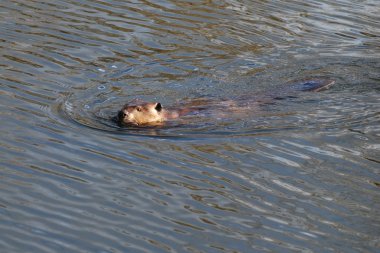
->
[[1, 1, 379, 252]]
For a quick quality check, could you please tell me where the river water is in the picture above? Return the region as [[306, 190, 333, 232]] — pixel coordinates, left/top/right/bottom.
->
[[1, 1, 379, 252]]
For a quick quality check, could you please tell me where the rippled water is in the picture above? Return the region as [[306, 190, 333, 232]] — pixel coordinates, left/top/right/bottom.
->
[[1, 0, 379, 252]]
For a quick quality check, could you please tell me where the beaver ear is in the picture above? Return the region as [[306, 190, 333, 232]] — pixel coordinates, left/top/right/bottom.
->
[[155, 103, 162, 112]]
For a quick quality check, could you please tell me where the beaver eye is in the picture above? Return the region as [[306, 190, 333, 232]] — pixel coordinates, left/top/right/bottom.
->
[[136, 106, 142, 112]]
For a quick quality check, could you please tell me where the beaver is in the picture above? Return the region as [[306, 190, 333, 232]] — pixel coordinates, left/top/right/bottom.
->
[[117, 97, 241, 126], [117, 78, 335, 126]]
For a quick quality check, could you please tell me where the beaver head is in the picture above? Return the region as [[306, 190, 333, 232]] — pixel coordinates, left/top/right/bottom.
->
[[117, 100, 164, 126]]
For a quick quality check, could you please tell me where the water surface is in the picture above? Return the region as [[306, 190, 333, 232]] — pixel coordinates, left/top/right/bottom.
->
[[1, 0, 379, 252]]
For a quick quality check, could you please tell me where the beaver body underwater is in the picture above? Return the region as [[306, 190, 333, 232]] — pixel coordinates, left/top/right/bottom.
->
[[117, 78, 335, 126]]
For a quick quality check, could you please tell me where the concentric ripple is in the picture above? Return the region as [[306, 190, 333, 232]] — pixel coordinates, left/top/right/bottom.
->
[[60, 57, 379, 138]]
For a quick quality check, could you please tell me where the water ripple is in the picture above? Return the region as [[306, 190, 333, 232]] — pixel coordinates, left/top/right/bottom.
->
[[1, 0, 379, 252]]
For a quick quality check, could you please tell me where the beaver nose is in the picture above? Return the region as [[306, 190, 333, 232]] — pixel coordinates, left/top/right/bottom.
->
[[118, 110, 126, 120]]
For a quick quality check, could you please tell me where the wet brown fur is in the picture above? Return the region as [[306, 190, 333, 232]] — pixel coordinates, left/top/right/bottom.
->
[[117, 99, 191, 126]]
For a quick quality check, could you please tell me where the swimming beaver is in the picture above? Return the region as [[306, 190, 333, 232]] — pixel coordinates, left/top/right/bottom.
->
[[117, 78, 335, 126]]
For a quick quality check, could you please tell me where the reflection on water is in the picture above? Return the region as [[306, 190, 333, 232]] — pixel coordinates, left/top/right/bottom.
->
[[1, 0, 379, 252]]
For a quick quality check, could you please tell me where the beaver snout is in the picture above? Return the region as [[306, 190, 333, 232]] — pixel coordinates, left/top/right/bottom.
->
[[117, 110, 126, 121]]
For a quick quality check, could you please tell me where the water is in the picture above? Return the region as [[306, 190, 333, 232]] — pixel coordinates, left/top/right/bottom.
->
[[1, 0, 379, 252]]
